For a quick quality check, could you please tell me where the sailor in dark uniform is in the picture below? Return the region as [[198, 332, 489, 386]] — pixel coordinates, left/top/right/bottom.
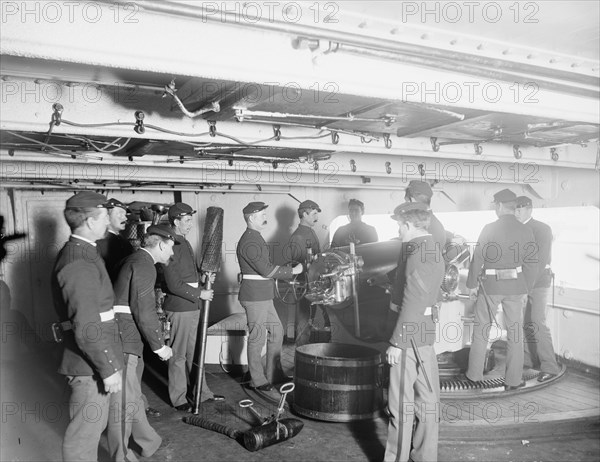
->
[[107, 225, 176, 460], [385, 180, 448, 329], [384, 202, 445, 462], [237, 202, 303, 391], [515, 195, 560, 382], [465, 189, 536, 390], [161, 202, 222, 411], [97, 198, 133, 281], [98, 198, 160, 418], [287, 200, 328, 342], [51, 191, 124, 461], [287, 199, 322, 264], [330, 199, 378, 248]]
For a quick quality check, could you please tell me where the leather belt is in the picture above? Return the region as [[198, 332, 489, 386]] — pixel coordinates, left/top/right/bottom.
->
[[51, 309, 115, 343], [114, 305, 132, 314], [242, 274, 269, 281], [54, 320, 73, 331], [51, 321, 72, 343]]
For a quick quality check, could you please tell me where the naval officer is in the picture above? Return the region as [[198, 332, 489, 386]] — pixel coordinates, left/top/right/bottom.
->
[[384, 202, 445, 462], [51, 191, 123, 461]]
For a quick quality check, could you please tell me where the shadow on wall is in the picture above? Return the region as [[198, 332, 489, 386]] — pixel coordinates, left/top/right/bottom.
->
[[271, 205, 297, 266], [1, 211, 48, 351], [33, 210, 65, 339], [1, 214, 68, 461]]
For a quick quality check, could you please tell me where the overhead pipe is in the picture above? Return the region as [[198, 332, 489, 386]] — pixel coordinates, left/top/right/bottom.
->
[[335, 44, 600, 100], [123, 1, 599, 94], [0, 181, 294, 194], [234, 109, 395, 124]]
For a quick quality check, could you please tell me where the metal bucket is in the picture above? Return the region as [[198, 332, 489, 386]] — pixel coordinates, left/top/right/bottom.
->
[[293, 343, 384, 422]]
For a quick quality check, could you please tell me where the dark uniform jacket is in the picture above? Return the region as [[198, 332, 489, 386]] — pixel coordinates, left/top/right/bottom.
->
[[237, 228, 295, 302], [162, 233, 205, 312], [524, 218, 553, 288], [467, 214, 536, 295], [429, 213, 463, 263], [389, 235, 445, 349], [288, 224, 321, 264], [113, 249, 165, 357], [52, 236, 123, 379], [331, 221, 378, 248], [97, 231, 134, 282]]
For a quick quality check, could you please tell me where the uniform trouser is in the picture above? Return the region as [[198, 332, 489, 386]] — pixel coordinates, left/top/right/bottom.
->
[[467, 293, 527, 387], [523, 287, 560, 374], [107, 354, 162, 461], [135, 356, 148, 409], [166, 310, 214, 406], [384, 345, 440, 462], [62, 375, 111, 462], [240, 299, 285, 387]]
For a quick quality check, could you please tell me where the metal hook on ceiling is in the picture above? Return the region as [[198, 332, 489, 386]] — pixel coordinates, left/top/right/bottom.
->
[[431, 136, 485, 154], [331, 131, 340, 145], [134, 111, 145, 134], [43, 103, 64, 151], [513, 145, 522, 159], [383, 133, 392, 149], [208, 120, 217, 137], [52, 103, 63, 127]]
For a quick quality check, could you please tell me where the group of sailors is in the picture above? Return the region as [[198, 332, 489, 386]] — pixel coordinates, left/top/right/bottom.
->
[[52, 192, 340, 460], [382, 181, 559, 462], [50, 179, 558, 461]]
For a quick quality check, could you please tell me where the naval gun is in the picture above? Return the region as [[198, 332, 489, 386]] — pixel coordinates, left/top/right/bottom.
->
[[276, 239, 465, 339]]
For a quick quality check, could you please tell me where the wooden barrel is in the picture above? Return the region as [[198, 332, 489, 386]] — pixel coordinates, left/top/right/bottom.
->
[[293, 343, 384, 422]]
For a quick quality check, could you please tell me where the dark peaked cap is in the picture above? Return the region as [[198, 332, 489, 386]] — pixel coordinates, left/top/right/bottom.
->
[[348, 199, 364, 209], [146, 224, 177, 242], [168, 202, 196, 219], [243, 202, 268, 214], [298, 200, 321, 212], [105, 198, 128, 210], [516, 196, 533, 208], [391, 201, 429, 220], [493, 189, 517, 203], [406, 180, 433, 198], [66, 191, 107, 209]]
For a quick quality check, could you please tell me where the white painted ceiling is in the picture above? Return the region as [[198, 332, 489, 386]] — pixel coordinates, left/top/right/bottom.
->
[[342, 1, 600, 62]]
